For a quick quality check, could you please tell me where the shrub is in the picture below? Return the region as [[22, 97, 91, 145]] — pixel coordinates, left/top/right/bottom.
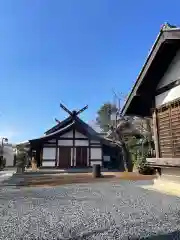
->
[[138, 163, 156, 175], [0, 157, 4, 170], [3, 158, 6, 168], [16, 151, 26, 170]]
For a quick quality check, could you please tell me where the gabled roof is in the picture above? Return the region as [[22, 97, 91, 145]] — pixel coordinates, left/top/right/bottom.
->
[[29, 122, 75, 143], [45, 116, 73, 135], [29, 116, 103, 144], [121, 23, 180, 117], [75, 116, 102, 137]]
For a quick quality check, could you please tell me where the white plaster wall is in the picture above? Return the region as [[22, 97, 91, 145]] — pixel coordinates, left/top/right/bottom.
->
[[61, 130, 73, 138], [42, 161, 55, 167], [71, 148, 73, 166], [157, 49, 180, 89], [3, 145, 14, 166], [75, 130, 86, 138], [155, 85, 180, 107], [75, 139, 88, 146], [42, 148, 56, 160], [90, 148, 102, 160], [90, 161, 102, 166], [58, 139, 73, 146]]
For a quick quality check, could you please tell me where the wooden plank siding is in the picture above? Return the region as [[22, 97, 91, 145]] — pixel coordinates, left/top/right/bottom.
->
[[58, 147, 71, 168], [157, 99, 180, 158]]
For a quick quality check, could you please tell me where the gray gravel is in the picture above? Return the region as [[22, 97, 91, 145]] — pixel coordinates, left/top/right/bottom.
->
[[0, 181, 180, 239]]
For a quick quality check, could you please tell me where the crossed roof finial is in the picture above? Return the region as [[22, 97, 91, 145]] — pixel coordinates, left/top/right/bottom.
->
[[54, 103, 88, 123]]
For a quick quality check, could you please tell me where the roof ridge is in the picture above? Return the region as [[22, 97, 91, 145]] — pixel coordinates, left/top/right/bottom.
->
[[121, 23, 180, 116], [45, 115, 72, 134], [161, 22, 179, 31], [30, 121, 75, 142]]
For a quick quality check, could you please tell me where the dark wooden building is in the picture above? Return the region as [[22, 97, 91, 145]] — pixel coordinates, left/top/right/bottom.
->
[[28, 104, 122, 169], [121, 23, 180, 178]]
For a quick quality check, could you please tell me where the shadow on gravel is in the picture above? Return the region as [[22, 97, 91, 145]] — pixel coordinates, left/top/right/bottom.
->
[[55, 230, 180, 240], [142, 230, 180, 239]]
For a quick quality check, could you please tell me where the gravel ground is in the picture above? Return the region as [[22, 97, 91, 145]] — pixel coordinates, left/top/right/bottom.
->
[[0, 181, 180, 239]]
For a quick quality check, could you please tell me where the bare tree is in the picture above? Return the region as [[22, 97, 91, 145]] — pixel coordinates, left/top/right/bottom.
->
[[107, 119, 135, 171], [108, 91, 153, 171], [96, 91, 153, 172]]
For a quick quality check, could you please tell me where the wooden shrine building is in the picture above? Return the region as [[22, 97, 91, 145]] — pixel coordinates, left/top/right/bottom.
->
[[121, 23, 180, 179], [28, 104, 121, 169]]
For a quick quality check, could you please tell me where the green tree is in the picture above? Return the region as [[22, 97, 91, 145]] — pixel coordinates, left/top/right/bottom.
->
[[96, 103, 153, 172], [96, 103, 117, 132], [16, 145, 29, 173]]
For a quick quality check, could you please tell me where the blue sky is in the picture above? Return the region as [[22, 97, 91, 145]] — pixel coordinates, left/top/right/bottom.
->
[[0, 0, 180, 143]]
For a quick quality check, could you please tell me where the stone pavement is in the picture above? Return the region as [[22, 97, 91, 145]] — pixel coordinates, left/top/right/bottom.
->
[[0, 170, 16, 184], [0, 181, 180, 239]]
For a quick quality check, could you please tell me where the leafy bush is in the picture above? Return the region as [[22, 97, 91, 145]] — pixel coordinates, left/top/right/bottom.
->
[[16, 152, 26, 167], [0, 157, 6, 170], [3, 158, 6, 168], [138, 163, 156, 175], [0, 157, 3, 170]]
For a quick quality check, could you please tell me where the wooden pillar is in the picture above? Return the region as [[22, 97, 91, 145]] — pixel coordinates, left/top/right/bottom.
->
[[88, 139, 91, 167], [72, 126, 75, 167], [55, 139, 58, 167], [152, 109, 160, 158], [40, 148, 43, 167]]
